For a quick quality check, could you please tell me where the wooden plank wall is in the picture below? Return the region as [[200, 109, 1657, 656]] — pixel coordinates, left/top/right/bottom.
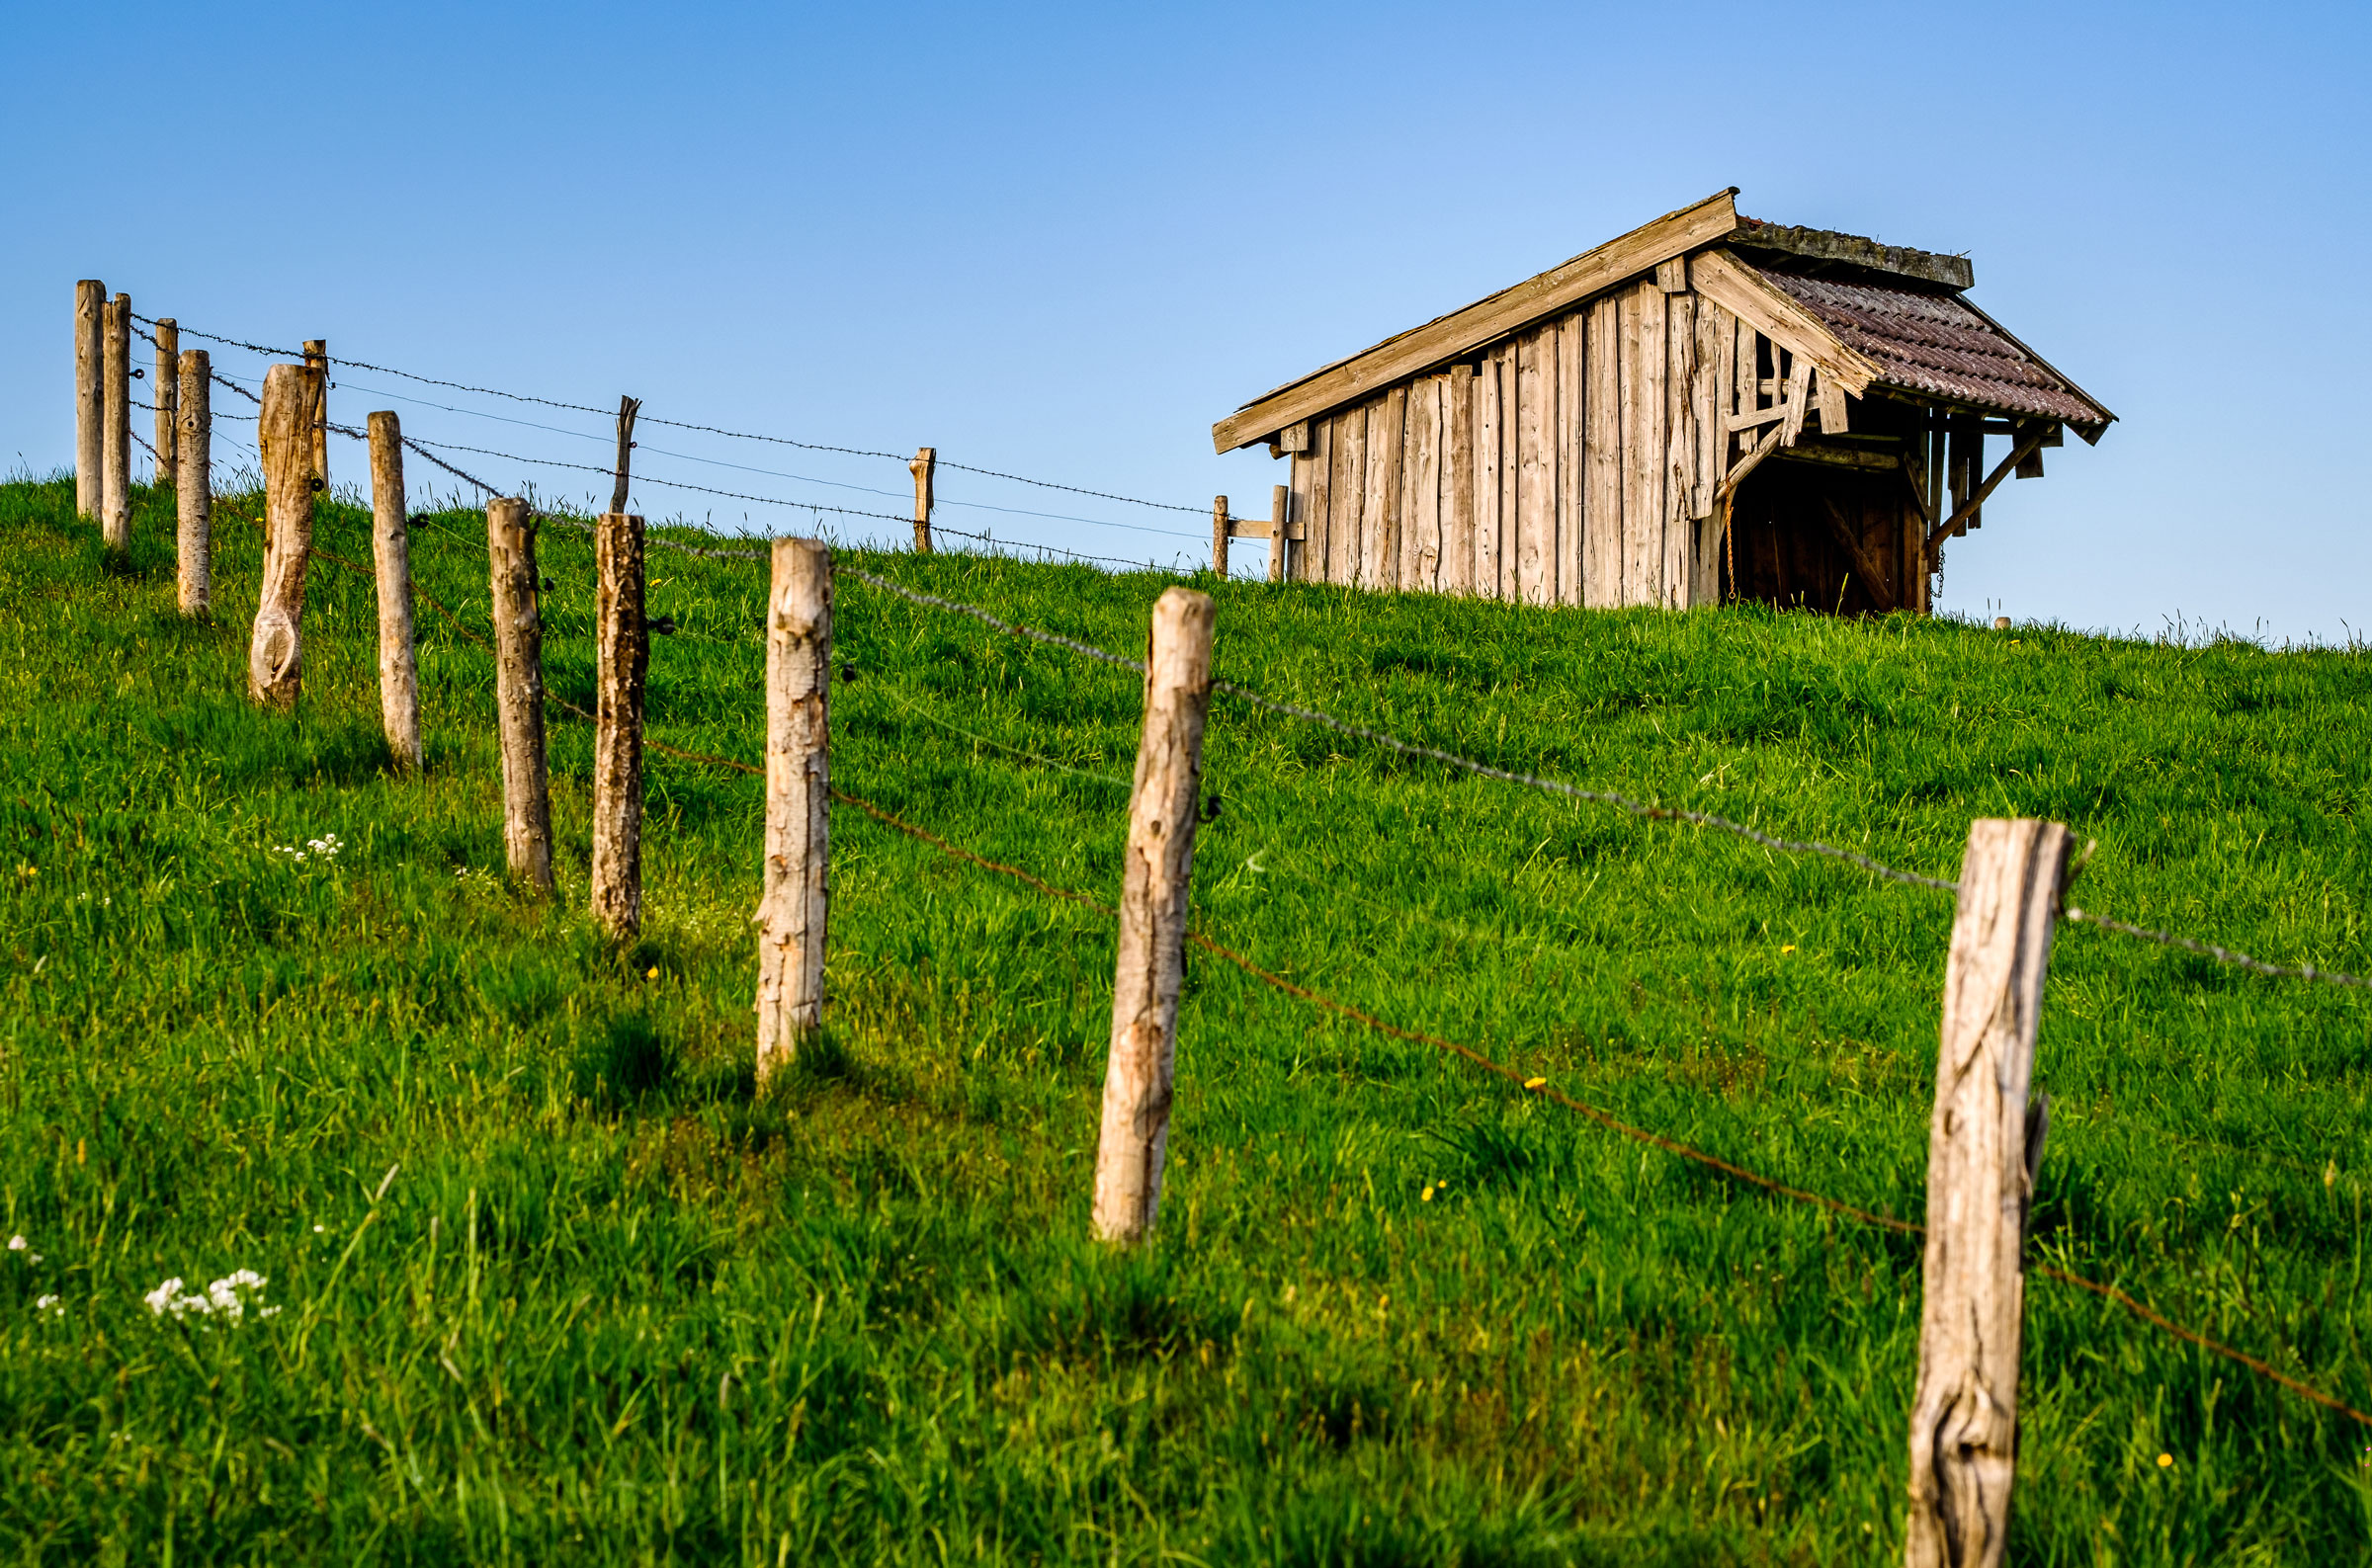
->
[[1286, 279, 1753, 609]]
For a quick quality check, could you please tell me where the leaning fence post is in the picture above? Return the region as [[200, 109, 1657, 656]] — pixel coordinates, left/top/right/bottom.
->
[[1212, 495, 1229, 579], [1092, 586, 1217, 1243], [303, 339, 329, 490], [151, 318, 179, 491], [1904, 816, 2073, 1568], [909, 447, 935, 553], [1269, 483, 1291, 583], [368, 412, 422, 770], [591, 510, 648, 941], [177, 350, 212, 614], [74, 281, 104, 519], [487, 497, 553, 892], [102, 292, 131, 551], [249, 363, 318, 705], [755, 537, 831, 1081]]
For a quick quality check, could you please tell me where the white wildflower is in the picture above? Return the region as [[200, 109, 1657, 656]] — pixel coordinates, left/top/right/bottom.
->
[[35, 1294, 61, 1318], [145, 1269, 274, 1325], [6, 1235, 23, 1251]]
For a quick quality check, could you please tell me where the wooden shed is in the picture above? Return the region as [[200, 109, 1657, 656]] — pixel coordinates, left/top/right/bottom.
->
[[1213, 189, 2113, 613]]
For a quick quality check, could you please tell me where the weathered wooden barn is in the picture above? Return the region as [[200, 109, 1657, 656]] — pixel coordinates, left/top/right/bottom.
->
[[1212, 189, 2113, 613]]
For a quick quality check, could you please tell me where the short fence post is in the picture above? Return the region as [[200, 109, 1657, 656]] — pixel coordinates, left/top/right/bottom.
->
[[249, 364, 319, 705], [303, 339, 329, 490], [1092, 585, 1216, 1243], [591, 510, 648, 941], [909, 447, 935, 553], [487, 497, 553, 892], [609, 395, 641, 513], [102, 292, 131, 550], [1211, 495, 1229, 579], [1904, 816, 2073, 1568], [74, 281, 104, 519], [755, 537, 831, 1081], [368, 412, 422, 770], [1268, 483, 1290, 583], [177, 351, 212, 614], [151, 318, 179, 491]]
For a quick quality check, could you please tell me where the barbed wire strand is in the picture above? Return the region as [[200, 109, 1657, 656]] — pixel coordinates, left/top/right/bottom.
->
[[2064, 907, 2372, 991]]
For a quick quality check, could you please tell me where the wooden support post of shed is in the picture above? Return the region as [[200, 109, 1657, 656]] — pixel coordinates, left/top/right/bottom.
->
[[487, 497, 553, 891], [1092, 586, 1216, 1244], [102, 292, 131, 551], [74, 281, 105, 519], [250, 364, 319, 706], [756, 536, 832, 1082], [1903, 816, 2073, 1568], [176, 350, 212, 615], [303, 340, 329, 489], [367, 412, 422, 770], [909, 447, 935, 553], [151, 318, 179, 491], [591, 509, 649, 941], [1212, 495, 1228, 578], [1269, 483, 1290, 583]]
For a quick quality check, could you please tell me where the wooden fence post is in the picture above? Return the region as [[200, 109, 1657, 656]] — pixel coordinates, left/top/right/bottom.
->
[[303, 340, 329, 490], [177, 351, 211, 615], [1269, 483, 1290, 583], [909, 447, 935, 553], [249, 364, 319, 705], [1904, 817, 2073, 1568], [1212, 495, 1229, 579], [1092, 585, 1217, 1243], [102, 293, 131, 551], [609, 395, 641, 514], [591, 510, 648, 940], [151, 318, 179, 491], [75, 281, 104, 519], [367, 412, 422, 770], [487, 497, 553, 892], [755, 536, 831, 1080]]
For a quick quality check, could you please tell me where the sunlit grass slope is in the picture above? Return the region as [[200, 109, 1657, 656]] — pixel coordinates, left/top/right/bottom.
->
[[2, 474, 2370, 1564]]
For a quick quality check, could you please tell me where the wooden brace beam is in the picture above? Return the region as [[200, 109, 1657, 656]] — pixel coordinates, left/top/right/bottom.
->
[[1924, 428, 2048, 556], [1818, 495, 1899, 614]]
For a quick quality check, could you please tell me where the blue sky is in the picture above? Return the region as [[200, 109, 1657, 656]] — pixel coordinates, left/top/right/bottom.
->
[[4, 1, 2365, 640]]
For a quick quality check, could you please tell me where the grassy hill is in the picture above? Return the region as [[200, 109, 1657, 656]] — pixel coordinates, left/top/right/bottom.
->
[[2, 473, 2370, 1564]]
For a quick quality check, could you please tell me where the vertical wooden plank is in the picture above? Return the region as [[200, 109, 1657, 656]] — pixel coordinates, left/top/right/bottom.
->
[[1302, 418, 1332, 584], [1474, 352, 1502, 598], [1330, 404, 1366, 586], [756, 537, 833, 1081], [1693, 299, 1727, 604], [1444, 364, 1475, 595], [1496, 343, 1518, 601], [1663, 290, 1697, 608], [1583, 294, 1623, 609], [1623, 281, 1667, 607], [1556, 311, 1584, 605], [1364, 385, 1405, 591], [1405, 375, 1442, 590], [1515, 325, 1553, 606]]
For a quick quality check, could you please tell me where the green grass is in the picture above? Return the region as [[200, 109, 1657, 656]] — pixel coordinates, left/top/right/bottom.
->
[[3, 471, 2371, 1564]]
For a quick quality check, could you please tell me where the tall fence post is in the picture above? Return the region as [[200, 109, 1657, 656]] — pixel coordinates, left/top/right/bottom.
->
[[909, 447, 935, 553], [102, 292, 131, 551], [1211, 495, 1229, 579], [591, 510, 648, 941], [755, 537, 831, 1081], [1904, 817, 2073, 1568], [177, 350, 211, 615], [1269, 483, 1290, 583], [303, 339, 329, 490], [1092, 586, 1216, 1243], [249, 364, 319, 705], [368, 412, 422, 770], [487, 497, 553, 892], [151, 318, 179, 491], [74, 281, 104, 519]]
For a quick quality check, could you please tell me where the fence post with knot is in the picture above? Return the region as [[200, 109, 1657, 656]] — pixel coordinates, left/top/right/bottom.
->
[[909, 447, 935, 553], [755, 537, 831, 1081], [249, 364, 319, 706], [1092, 585, 1216, 1243], [591, 508, 648, 940], [487, 497, 553, 891], [1904, 816, 2073, 1568]]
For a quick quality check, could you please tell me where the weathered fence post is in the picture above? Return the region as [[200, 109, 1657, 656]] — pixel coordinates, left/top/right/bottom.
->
[[755, 537, 831, 1080], [591, 510, 648, 940], [177, 351, 211, 614], [1904, 816, 2073, 1568], [1211, 495, 1229, 579], [1269, 483, 1291, 583], [1092, 586, 1217, 1243], [487, 497, 553, 892], [610, 395, 640, 513], [367, 412, 421, 770], [102, 293, 131, 550], [303, 339, 329, 489], [150, 318, 179, 491], [249, 364, 318, 705], [909, 447, 935, 553], [74, 281, 104, 519]]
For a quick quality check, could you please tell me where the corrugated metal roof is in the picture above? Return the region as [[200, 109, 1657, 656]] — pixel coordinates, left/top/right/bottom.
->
[[1752, 266, 2114, 430]]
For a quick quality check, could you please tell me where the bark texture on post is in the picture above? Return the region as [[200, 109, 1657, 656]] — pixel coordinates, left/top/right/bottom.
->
[[75, 281, 104, 519], [591, 511, 648, 940], [102, 293, 131, 550], [755, 537, 831, 1080], [1268, 483, 1290, 583], [1212, 495, 1229, 579], [367, 412, 421, 770], [1091, 586, 1217, 1243], [487, 497, 553, 892], [176, 351, 212, 614], [249, 364, 319, 706], [909, 448, 935, 553], [1904, 817, 2073, 1568], [303, 339, 329, 489], [151, 318, 179, 490]]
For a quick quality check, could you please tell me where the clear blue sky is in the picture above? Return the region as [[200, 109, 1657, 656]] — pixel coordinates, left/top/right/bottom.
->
[[5, 1, 2365, 640]]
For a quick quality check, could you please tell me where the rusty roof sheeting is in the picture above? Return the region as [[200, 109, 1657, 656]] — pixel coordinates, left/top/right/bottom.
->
[[1753, 266, 2114, 430]]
